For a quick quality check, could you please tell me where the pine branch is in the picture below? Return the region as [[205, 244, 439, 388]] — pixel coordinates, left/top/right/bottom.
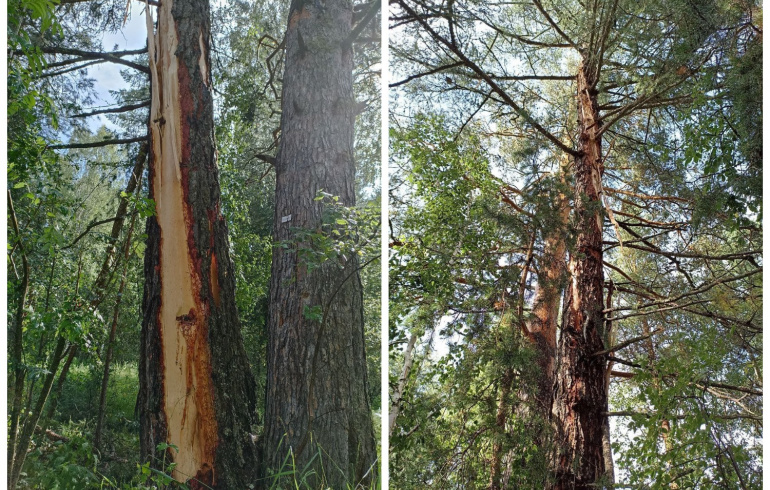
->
[[71, 101, 150, 118], [343, 0, 380, 49], [593, 329, 663, 357], [23, 46, 149, 74], [389, 61, 464, 88], [49, 135, 148, 150], [394, 0, 579, 157]]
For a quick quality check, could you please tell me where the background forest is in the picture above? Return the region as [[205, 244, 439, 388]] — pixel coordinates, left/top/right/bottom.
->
[[389, 0, 761, 488], [7, 0, 381, 487]]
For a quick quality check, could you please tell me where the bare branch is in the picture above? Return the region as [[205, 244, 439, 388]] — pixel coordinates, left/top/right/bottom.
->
[[71, 101, 150, 118], [49, 135, 148, 150], [593, 328, 663, 357]]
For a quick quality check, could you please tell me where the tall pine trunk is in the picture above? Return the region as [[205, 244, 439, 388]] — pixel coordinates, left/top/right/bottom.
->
[[548, 61, 608, 489], [264, 0, 377, 486], [138, 1, 258, 487]]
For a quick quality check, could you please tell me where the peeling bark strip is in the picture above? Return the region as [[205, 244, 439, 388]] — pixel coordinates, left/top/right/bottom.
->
[[548, 61, 608, 490], [265, 0, 377, 487], [139, 1, 258, 488]]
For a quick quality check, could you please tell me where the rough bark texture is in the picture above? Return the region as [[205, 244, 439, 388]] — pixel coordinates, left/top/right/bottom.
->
[[548, 61, 608, 489], [138, 1, 257, 487], [264, 0, 377, 486]]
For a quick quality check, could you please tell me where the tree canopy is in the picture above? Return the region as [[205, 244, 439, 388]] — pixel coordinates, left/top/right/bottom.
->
[[389, 0, 761, 488]]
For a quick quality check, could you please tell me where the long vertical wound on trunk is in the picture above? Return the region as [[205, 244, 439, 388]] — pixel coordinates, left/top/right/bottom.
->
[[148, 0, 217, 483]]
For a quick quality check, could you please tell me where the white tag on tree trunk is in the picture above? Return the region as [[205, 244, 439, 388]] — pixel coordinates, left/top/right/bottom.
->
[[281, 215, 292, 223]]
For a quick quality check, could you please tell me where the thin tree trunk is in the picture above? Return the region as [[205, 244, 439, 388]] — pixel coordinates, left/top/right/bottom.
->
[[641, 317, 678, 489], [489, 368, 514, 490], [7, 191, 30, 487], [389, 331, 418, 436], [94, 212, 137, 449], [8, 336, 67, 489], [265, 0, 377, 486], [45, 139, 148, 426], [42, 345, 77, 425], [92, 142, 147, 296], [549, 61, 608, 489], [602, 283, 616, 484], [138, 1, 257, 487], [491, 170, 569, 490]]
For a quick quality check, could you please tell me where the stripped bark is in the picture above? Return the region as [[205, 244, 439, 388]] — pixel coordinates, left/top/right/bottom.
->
[[138, 1, 257, 487], [548, 61, 608, 489], [264, 0, 377, 486]]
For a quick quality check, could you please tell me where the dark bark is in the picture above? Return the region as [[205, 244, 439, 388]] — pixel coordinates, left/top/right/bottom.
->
[[138, 1, 257, 488], [548, 61, 608, 489], [42, 344, 77, 424], [7, 191, 29, 488], [264, 0, 377, 487]]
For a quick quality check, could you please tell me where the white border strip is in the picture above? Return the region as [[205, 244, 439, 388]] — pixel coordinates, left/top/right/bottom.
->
[[380, 0, 390, 486]]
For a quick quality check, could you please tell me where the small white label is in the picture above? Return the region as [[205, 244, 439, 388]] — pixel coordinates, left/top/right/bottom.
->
[[281, 215, 292, 223]]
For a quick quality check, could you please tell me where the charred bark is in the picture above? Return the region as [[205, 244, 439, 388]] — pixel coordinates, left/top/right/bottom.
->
[[548, 61, 608, 489], [264, 0, 377, 487], [138, 1, 257, 488]]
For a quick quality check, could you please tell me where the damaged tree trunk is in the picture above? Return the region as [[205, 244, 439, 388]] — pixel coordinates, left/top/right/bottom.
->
[[138, 1, 258, 488], [264, 0, 377, 487], [548, 60, 608, 490]]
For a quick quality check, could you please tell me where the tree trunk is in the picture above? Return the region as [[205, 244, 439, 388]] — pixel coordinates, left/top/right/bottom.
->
[[389, 331, 417, 437], [489, 367, 514, 490], [8, 336, 66, 489], [548, 61, 608, 489], [641, 317, 678, 488], [138, 1, 258, 488], [44, 143, 148, 427], [527, 172, 570, 419], [95, 213, 137, 450], [92, 142, 148, 295], [264, 0, 377, 487], [7, 191, 30, 488]]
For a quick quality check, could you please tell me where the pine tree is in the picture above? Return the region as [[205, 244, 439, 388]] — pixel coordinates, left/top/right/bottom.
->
[[138, 0, 258, 487]]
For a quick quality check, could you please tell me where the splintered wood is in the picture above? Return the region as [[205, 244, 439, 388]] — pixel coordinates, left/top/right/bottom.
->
[[146, 0, 217, 484]]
